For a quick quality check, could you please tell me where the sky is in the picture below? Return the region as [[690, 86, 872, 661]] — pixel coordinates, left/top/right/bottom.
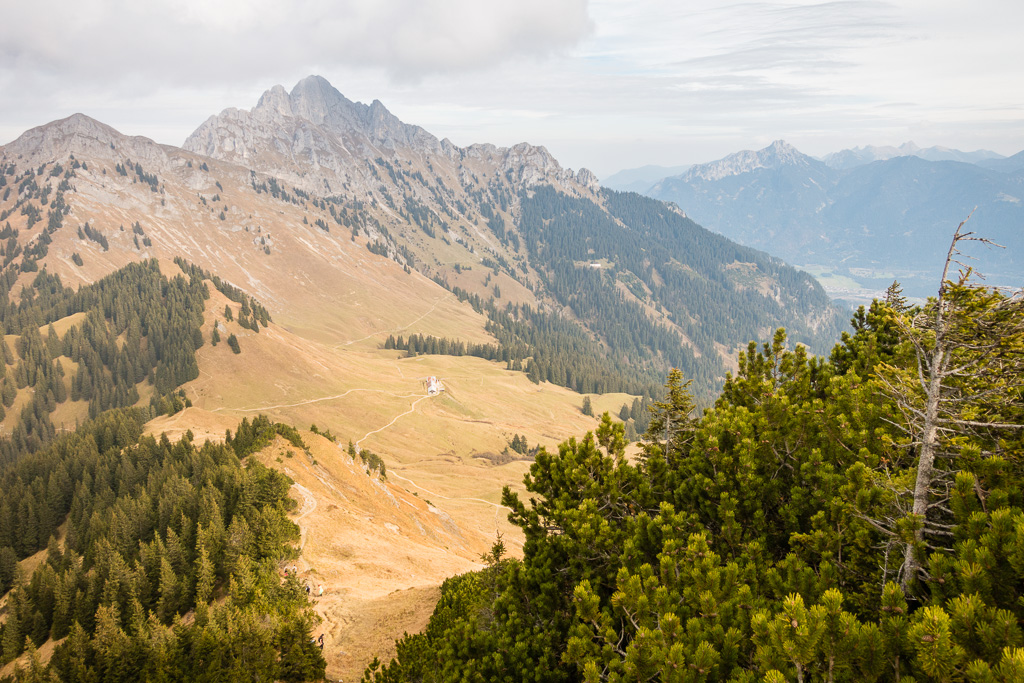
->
[[1, 0, 1022, 180]]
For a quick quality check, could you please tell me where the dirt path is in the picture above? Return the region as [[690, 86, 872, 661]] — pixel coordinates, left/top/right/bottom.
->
[[387, 471, 510, 512], [355, 393, 432, 449], [387, 470, 509, 536], [289, 481, 317, 550], [347, 391, 512, 531], [334, 292, 453, 349], [278, 438, 482, 682], [211, 388, 421, 413]]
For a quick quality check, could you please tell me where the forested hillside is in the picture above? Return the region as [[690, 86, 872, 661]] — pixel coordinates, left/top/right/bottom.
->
[[396, 187, 845, 401], [0, 410, 326, 681], [0, 260, 211, 462], [519, 188, 841, 392], [363, 258, 1024, 681], [0, 255, 272, 466], [0, 242, 331, 681]]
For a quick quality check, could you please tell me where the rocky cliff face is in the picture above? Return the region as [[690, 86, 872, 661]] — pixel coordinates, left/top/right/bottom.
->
[[185, 76, 442, 163]]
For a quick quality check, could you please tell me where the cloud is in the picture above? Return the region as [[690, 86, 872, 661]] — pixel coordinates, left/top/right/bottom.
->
[[0, 0, 593, 88], [2, 0, 1022, 175]]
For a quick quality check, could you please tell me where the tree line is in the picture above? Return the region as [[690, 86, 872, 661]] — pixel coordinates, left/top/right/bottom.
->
[[384, 297, 664, 399]]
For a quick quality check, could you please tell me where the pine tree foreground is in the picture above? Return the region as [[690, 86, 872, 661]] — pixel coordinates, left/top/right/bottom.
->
[[363, 221, 1024, 682]]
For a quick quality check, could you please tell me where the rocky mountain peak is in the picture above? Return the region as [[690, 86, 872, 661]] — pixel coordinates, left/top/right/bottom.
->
[[681, 140, 815, 182], [183, 75, 444, 168], [765, 139, 803, 163], [2, 112, 169, 167], [288, 75, 363, 132], [252, 76, 436, 151], [182, 75, 597, 198], [898, 141, 921, 155]]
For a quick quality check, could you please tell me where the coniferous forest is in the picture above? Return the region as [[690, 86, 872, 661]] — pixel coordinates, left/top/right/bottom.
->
[[0, 259, 209, 464], [0, 410, 326, 682], [362, 246, 1024, 682], [0, 256, 324, 682]]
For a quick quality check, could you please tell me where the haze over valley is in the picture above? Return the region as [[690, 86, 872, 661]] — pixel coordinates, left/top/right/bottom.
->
[[611, 140, 1024, 304]]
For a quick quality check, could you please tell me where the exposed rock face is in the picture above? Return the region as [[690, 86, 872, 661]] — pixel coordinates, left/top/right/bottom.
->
[[183, 75, 595, 198], [574, 167, 600, 191], [186, 76, 442, 165]]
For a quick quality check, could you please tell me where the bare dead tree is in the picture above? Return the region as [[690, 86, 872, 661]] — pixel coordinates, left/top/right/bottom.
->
[[873, 215, 1024, 593]]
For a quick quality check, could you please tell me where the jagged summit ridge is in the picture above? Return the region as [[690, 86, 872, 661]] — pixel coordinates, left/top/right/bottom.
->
[[288, 75, 441, 152], [183, 75, 440, 162], [183, 75, 597, 195], [680, 140, 817, 183]]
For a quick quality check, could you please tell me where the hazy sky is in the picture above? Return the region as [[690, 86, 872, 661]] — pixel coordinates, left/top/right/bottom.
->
[[1, 0, 1021, 179]]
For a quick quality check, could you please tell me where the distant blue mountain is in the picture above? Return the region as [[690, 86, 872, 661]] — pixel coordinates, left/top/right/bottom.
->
[[977, 150, 1024, 174], [822, 142, 1005, 170], [648, 142, 1024, 299], [601, 164, 691, 193]]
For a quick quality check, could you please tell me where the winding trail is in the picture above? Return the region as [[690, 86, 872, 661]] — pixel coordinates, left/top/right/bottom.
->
[[387, 470, 510, 513], [386, 470, 510, 534], [341, 386, 511, 532], [355, 394, 432, 449], [211, 388, 422, 413], [289, 481, 317, 551], [334, 293, 453, 349]]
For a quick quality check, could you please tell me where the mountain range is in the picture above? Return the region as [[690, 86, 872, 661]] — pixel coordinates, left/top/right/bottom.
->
[[0, 75, 848, 678], [1, 76, 844, 393], [820, 141, 1006, 170], [643, 140, 1024, 300]]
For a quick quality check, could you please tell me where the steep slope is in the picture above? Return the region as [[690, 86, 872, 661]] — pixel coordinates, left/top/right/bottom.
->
[[247, 430, 490, 682]]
